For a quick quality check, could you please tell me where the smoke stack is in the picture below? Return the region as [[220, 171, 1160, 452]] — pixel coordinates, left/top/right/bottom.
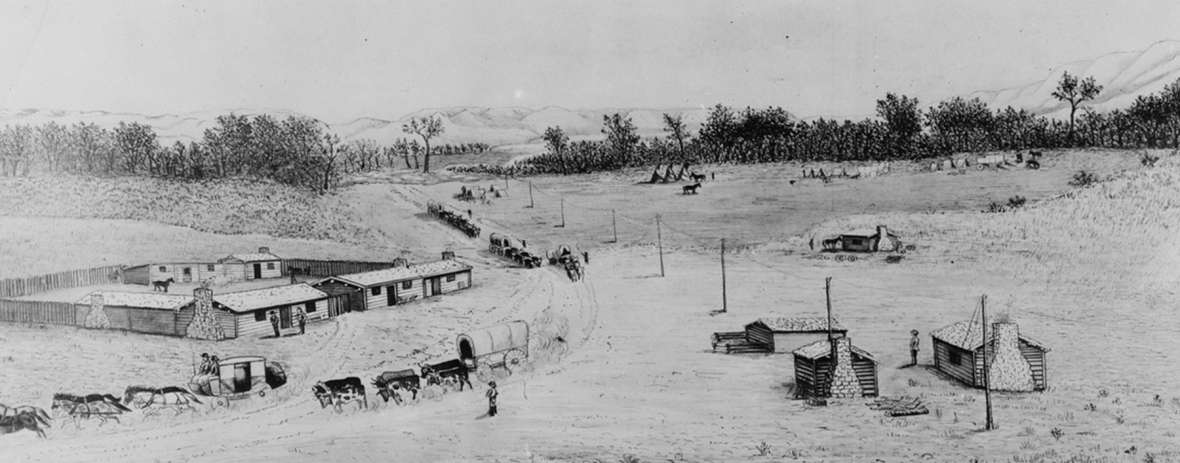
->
[[442, 250, 456, 260], [258, 247, 270, 254]]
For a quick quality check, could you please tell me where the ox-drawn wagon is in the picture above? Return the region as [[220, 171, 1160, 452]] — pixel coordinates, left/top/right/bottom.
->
[[457, 321, 530, 382]]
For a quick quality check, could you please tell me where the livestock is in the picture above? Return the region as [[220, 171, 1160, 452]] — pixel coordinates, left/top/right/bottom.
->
[[151, 277, 175, 292], [123, 386, 203, 415], [372, 370, 420, 404], [0, 404, 51, 429], [312, 377, 367, 412], [0, 411, 45, 438], [682, 182, 702, 195]]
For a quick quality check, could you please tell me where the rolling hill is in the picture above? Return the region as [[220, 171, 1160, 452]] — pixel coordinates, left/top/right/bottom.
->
[[969, 40, 1180, 118]]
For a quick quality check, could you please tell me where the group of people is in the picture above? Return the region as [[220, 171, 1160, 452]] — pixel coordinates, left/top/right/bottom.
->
[[267, 308, 308, 339], [197, 353, 221, 375]]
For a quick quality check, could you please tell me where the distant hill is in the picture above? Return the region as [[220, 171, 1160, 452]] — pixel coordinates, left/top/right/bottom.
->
[[0, 105, 726, 146], [969, 40, 1180, 118]]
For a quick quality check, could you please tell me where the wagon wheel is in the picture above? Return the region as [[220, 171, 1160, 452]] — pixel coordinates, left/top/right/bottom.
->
[[258, 389, 266, 397], [474, 358, 496, 383], [503, 349, 527, 374]]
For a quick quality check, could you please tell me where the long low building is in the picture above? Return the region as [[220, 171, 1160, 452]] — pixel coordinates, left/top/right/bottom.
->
[[212, 283, 330, 338], [77, 291, 198, 336], [314, 256, 472, 311]]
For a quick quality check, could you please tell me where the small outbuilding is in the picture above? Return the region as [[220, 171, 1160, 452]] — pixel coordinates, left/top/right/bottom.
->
[[314, 256, 473, 310], [930, 320, 1049, 391], [212, 283, 330, 338], [792, 337, 879, 399], [77, 291, 197, 336], [744, 316, 847, 353], [220, 247, 283, 280], [823, 225, 901, 253]]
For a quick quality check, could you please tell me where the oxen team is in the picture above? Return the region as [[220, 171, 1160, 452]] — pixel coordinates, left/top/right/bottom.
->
[[313, 359, 475, 413]]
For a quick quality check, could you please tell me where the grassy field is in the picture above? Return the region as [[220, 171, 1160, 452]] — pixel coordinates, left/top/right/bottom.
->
[[0, 148, 1176, 462]]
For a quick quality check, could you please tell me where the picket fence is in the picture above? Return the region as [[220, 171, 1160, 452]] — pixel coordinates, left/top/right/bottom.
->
[[0, 299, 81, 326], [0, 265, 126, 298]]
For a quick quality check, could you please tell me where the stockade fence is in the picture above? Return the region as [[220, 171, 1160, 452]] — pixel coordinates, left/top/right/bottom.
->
[[0, 299, 81, 326], [0, 264, 129, 298], [282, 259, 397, 278]]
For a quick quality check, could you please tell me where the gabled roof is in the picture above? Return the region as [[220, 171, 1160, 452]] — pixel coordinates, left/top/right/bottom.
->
[[78, 291, 195, 311], [223, 252, 281, 262], [793, 339, 876, 361], [213, 284, 328, 313], [749, 316, 846, 332], [841, 228, 900, 238], [329, 259, 473, 287], [931, 320, 1049, 351]]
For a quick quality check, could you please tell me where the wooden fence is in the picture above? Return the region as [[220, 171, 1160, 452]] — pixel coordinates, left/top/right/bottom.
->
[[282, 259, 397, 277], [0, 299, 81, 326], [0, 265, 128, 298]]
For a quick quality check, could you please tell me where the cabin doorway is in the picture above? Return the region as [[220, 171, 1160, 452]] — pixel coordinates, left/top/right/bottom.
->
[[252, 263, 262, 279], [182, 267, 192, 282], [233, 363, 251, 392], [430, 278, 441, 296], [459, 339, 473, 360], [279, 307, 292, 329]]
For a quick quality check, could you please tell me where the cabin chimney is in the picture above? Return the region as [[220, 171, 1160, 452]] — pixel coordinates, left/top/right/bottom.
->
[[987, 322, 1035, 392], [186, 287, 226, 341], [258, 246, 270, 254], [392, 257, 409, 268], [442, 250, 456, 260], [84, 293, 111, 329], [826, 337, 863, 399]]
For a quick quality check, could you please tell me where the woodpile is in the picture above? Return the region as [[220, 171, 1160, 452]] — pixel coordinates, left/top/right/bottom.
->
[[866, 396, 929, 416]]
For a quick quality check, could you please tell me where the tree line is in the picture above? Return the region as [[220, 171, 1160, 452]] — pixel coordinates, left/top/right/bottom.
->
[[458, 72, 1180, 176], [0, 113, 488, 191]]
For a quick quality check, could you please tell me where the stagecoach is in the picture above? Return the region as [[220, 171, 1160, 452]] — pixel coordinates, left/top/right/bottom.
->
[[457, 321, 530, 382], [188, 355, 287, 407]]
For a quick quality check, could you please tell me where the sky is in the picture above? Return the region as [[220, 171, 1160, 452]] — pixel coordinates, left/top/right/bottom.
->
[[0, 0, 1177, 122]]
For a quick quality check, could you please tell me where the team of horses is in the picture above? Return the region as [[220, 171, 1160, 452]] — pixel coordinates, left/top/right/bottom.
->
[[0, 385, 214, 438]]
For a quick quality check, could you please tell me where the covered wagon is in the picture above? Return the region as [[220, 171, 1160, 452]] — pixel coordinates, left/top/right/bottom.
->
[[188, 355, 287, 406], [457, 321, 529, 381]]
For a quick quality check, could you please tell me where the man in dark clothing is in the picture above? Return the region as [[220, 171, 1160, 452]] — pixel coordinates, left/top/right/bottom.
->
[[269, 311, 280, 338], [582, 251, 589, 264], [486, 381, 498, 416], [467, 209, 473, 219], [909, 329, 920, 366], [296, 308, 307, 335]]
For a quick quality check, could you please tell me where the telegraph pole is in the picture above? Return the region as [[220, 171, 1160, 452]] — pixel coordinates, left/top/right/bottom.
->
[[656, 215, 665, 277], [826, 277, 835, 361], [558, 198, 565, 228], [720, 239, 728, 313], [503, 175, 508, 193], [611, 209, 618, 243], [527, 181, 534, 208], [982, 294, 995, 431]]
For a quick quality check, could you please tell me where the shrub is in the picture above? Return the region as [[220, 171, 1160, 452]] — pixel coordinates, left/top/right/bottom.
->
[[754, 441, 772, 457], [619, 454, 641, 463], [1141, 152, 1160, 167], [1051, 427, 1064, 440], [1007, 195, 1027, 209], [1069, 170, 1100, 187]]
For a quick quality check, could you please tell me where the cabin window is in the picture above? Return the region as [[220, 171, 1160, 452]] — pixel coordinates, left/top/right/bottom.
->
[[266, 262, 275, 270], [948, 349, 962, 365], [402, 281, 412, 289], [305, 301, 316, 313], [254, 311, 266, 321], [849, 238, 864, 246], [446, 274, 456, 282], [207, 264, 215, 271], [159, 266, 167, 272], [371, 287, 381, 296]]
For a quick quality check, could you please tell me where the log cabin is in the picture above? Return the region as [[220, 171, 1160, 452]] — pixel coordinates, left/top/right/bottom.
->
[[313, 255, 472, 311], [212, 283, 330, 338], [930, 320, 1049, 391], [792, 337, 879, 399], [744, 316, 847, 353]]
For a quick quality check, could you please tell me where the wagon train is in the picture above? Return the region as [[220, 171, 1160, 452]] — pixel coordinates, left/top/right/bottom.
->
[[457, 320, 530, 382], [188, 355, 287, 407], [427, 201, 481, 238], [488, 233, 543, 268], [371, 369, 421, 404]]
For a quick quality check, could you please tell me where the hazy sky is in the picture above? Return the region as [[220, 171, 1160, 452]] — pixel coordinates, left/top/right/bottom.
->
[[0, 0, 1176, 122]]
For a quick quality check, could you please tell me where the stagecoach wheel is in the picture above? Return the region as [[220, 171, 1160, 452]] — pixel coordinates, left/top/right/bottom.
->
[[258, 390, 266, 397]]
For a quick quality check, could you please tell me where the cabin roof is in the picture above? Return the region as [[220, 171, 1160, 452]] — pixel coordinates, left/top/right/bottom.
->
[[224, 252, 281, 262], [931, 320, 1049, 351], [750, 316, 846, 332], [330, 259, 472, 287], [77, 291, 194, 310], [213, 283, 328, 313], [219, 355, 265, 365], [792, 339, 877, 361]]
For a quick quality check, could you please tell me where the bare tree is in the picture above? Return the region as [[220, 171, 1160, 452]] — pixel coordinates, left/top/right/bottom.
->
[[1052, 71, 1103, 142], [402, 116, 444, 173], [662, 113, 689, 160], [319, 133, 342, 192]]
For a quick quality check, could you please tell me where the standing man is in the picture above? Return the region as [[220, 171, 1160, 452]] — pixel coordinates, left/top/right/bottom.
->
[[467, 209, 473, 219], [486, 381, 499, 417], [582, 251, 589, 265], [269, 311, 280, 338], [909, 329, 920, 367], [296, 308, 307, 335]]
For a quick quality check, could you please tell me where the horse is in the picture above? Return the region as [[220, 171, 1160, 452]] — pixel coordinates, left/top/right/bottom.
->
[[51, 393, 129, 427], [682, 183, 702, 195], [123, 386, 202, 415], [0, 411, 45, 439], [151, 277, 175, 292], [689, 172, 707, 182], [0, 404, 51, 429]]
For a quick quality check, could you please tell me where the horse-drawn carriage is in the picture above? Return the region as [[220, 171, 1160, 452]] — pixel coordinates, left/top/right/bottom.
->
[[457, 321, 530, 382], [188, 356, 287, 407], [549, 244, 583, 281], [488, 234, 543, 268]]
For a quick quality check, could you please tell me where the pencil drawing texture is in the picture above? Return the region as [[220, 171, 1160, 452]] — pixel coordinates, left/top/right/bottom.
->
[[0, 1, 1178, 462]]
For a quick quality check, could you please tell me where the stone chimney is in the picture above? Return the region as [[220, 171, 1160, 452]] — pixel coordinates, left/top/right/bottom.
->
[[825, 337, 863, 399], [186, 287, 226, 341], [83, 293, 111, 329], [987, 322, 1035, 392], [258, 246, 270, 254], [442, 250, 456, 260], [392, 257, 409, 268]]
